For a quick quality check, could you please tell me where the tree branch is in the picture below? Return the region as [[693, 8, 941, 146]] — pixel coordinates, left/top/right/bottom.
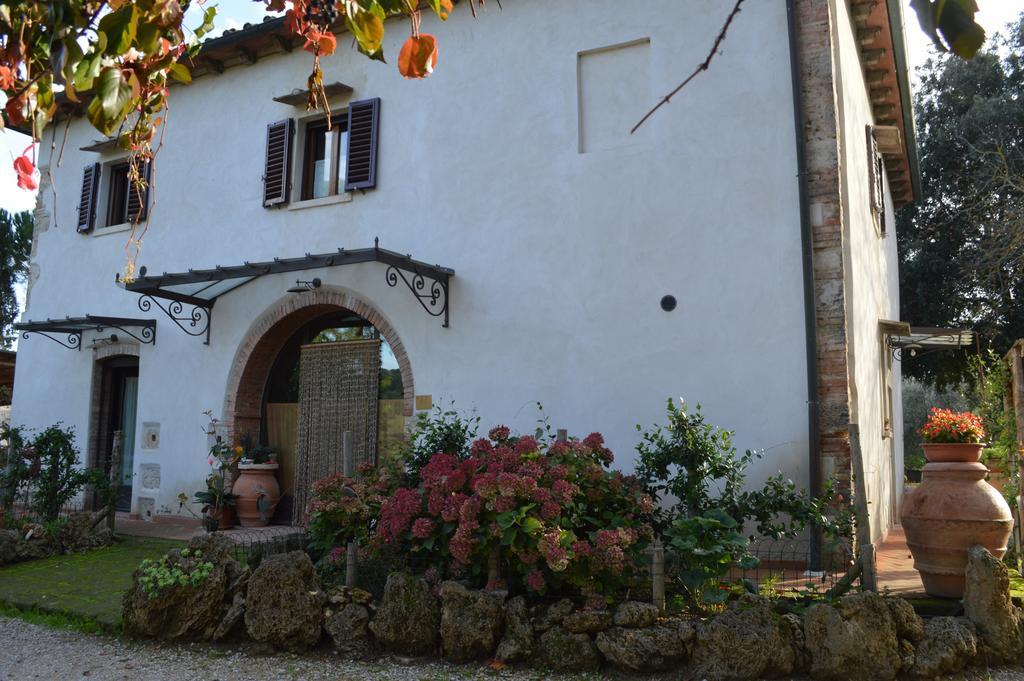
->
[[631, 0, 747, 135]]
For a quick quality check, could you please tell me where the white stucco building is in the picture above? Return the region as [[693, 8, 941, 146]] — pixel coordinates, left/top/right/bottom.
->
[[12, 0, 923, 577]]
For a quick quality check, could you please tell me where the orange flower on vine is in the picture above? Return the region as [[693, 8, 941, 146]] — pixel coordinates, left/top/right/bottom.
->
[[13, 145, 37, 191]]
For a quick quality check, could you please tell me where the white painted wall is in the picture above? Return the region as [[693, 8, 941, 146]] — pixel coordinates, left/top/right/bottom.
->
[[831, 0, 906, 544], [15, 0, 835, 519]]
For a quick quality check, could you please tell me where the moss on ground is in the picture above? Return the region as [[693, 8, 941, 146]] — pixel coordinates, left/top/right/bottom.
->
[[0, 536, 183, 628]]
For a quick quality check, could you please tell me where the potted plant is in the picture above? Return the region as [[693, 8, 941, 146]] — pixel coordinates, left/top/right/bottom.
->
[[179, 474, 239, 533], [917, 408, 985, 462], [235, 443, 281, 527], [178, 437, 242, 532], [901, 408, 1013, 598]]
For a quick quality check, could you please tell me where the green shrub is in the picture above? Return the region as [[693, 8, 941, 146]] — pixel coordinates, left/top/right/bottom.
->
[[635, 399, 851, 609], [400, 403, 480, 485], [28, 424, 91, 522]]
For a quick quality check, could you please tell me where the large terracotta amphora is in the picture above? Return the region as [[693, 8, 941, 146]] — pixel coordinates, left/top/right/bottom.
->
[[234, 463, 281, 527], [901, 442, 1013, 598]]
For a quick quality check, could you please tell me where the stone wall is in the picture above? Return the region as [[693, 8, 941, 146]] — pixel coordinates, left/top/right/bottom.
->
[[0, 512, 115, 566], [122, 542, 1024, 680]]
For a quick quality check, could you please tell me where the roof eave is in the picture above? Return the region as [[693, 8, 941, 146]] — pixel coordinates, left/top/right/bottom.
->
[[885, 0, 923, 203]]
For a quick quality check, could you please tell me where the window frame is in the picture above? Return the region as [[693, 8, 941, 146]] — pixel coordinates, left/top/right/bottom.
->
[[106, 161, 131, 228], [879, 329, 894, 439], [867, 126, 887, 238], [300, 117, 349, 202]]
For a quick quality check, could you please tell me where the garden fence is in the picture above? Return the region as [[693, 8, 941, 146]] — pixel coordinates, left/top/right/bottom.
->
[[213, 526, 310, 569], [4, 487, 88, 523], [656, 536, 856, 603]]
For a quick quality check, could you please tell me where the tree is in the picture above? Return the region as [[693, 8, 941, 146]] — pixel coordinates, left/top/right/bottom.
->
[[0, 210, 33, 348], [896, 13, 1024, 386]]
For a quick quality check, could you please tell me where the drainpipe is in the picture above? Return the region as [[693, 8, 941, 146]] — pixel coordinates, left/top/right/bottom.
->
[[785, 0, 824, 572]]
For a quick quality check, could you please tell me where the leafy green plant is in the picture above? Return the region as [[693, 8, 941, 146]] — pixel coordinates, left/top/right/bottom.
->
[[967, 350, 1021, 516], [400, 403, 480, 485], [758, 571, 782, 600], [27, 424, 91, 523], [178, 436, 241, 530], [636, 399, 851, 610], [664, 509, 756, 607], [245, 445, 278, 465], [970, 350, 1018, 460], [178, 472, 238, 531], [136, 548, 214, 599]]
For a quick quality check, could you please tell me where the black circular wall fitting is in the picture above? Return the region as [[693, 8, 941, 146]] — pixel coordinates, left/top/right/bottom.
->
[[660, 295, 677, 312]]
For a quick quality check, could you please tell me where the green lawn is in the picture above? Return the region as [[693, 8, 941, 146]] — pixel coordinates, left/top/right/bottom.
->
[[0, 536, 183, 629]]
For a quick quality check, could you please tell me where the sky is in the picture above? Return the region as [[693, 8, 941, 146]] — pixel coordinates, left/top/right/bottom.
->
[[0, 0, 1021, 217]]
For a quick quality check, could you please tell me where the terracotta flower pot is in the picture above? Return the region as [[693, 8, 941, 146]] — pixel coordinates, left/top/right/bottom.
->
[[234, 463, 281, 527], [216, 506, 236, 530], [901, 444, 1013, 599], [922, 442, 984, 463]]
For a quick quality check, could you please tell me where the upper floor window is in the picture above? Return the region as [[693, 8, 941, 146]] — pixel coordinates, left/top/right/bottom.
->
[[867, 126, 886, 237], [301, 118, 348, 200], [107, 162, 131, 226], [262, 97, 381, 208], [76, 159, 150, 234]]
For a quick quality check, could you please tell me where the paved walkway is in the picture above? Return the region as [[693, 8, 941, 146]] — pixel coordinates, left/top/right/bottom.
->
[[875, 526, 926, 595], [115, 513, 303, 544]]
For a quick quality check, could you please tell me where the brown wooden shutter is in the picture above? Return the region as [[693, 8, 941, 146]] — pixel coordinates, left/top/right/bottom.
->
[[345, 98, 380, 191], [866, 126, 886, 235], [867, 127, 883, 212], [263, 119, 295, 207], [125, 160, 151, 223], [76, 163, 101, 233]]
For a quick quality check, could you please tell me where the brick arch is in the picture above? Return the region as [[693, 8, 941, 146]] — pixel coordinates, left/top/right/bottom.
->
[[93, 342, 140, 361], [222, 288, 414, 441]]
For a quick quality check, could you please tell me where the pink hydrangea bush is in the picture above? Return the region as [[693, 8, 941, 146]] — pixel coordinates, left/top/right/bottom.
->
[[375, 427, 656, 598], [306, 461, 400, 552]]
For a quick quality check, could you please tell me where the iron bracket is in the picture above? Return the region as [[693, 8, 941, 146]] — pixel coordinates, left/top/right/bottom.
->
[[138, 295, 212, 345]]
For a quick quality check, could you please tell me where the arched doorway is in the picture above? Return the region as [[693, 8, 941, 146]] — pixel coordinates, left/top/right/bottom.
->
[[223, 291, 413, 523]]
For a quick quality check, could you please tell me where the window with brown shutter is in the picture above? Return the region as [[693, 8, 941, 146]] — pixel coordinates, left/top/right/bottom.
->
[[345, 98, 380, 192], [867, 125, 886, 237], [263, 118, 295, 207], [77, 163, 101, 233], [103, 160, 151, 227]]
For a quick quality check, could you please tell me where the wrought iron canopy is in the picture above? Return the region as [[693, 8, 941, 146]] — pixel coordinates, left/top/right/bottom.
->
[[118, 240, 454, 344], [884, 323, 975, 361], [15, 315, 157, 350]]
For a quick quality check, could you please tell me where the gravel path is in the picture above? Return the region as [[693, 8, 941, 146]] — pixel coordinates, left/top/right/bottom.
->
[[5, 616, 1024, 681], [0, 617, 603, 681]]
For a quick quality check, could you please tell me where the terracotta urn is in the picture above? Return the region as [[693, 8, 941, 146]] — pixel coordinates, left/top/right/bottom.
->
[[234, 463, 281, 527], [901, 443, 1013, 598]]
